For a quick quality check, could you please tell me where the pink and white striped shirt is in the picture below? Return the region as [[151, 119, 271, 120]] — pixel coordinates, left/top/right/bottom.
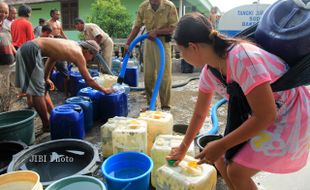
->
[[199, 43, 310, 173]]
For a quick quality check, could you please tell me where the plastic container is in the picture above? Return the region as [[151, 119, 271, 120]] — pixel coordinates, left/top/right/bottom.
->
[[155, 156, 217, 190], [69, 71, 84, 96], [195, 134, 223, 152], [94, 74, 117, 88], [139, 111, 173, 155], [99, 91, 128, 123], [77, 87, 102, 120], [0, 109, 36, 145], [111, 58, 122, 75], [45, 175, 106, 190], [100, 117, 131, 157], [255, 0, 310, 65], [50, 104, 85, 140], [0, 171, 43, 190], [52, 71, 65, 92], [65, 96, 93, 131], [112, 119, 147, 154], [7, 139, 100, 187], [150, 135, 196, 187], [124, 66, 139, 87], [88, 69, 100, 77], [0, 141, 27, 174], [77, 79, 88, 91], [101, 152, 153, 190]]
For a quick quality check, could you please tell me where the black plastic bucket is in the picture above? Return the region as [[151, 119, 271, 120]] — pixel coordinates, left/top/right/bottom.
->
[[195, 134, 223, 152], [0, 141, 27, 174], [7, 139, 100, 187]]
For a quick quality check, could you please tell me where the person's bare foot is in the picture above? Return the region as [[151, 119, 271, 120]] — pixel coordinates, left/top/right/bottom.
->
[[140, 106, 149, 112]]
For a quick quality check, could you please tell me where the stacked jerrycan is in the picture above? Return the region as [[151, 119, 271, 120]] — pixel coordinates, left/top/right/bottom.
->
[[138, 111, 173, 155], [69, 71, 83, 96], [112, 119, 147, 154], [65, 96, 93, 131], [150, 135, 196, 187], [100, 117, 147, 157], [94, 74, 118, 88], [99, 90, 128, 123], [255, 0, 310, 65], [155, 155, 217, 190], [77, 86, 128, 122], [124, 58, 139, 87], [50, 104, 85, 140], [77, 87, 102, 120], [101, 117, 128, 157]]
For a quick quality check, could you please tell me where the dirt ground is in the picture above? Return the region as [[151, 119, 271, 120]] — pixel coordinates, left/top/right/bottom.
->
[[9, 72, 230, 189]]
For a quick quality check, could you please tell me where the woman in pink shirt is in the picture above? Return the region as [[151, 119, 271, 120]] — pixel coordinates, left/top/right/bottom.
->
[[167, 12, 310, 190]]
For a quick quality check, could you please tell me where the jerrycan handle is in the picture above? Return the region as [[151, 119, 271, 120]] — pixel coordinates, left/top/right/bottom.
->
[[73, 107, 82, 113], [293, 0, 310, 9], [279, 8, 299, 28]]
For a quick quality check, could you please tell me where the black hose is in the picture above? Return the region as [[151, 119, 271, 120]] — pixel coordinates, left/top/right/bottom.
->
[[129, 76, 199, 91]]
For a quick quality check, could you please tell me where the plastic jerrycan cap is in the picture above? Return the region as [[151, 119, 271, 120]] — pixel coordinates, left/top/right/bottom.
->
[[167, 160, 176, 166]]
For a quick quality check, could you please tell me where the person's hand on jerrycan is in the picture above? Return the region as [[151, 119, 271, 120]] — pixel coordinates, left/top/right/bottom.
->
[[103, 87, 113, 94], [166, 144, 187, 166]]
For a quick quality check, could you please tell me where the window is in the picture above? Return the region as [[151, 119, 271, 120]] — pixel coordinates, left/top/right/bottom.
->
[[61, 0, 78, 30]]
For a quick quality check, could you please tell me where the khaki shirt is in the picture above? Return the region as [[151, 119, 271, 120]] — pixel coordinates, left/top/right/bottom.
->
[[84, 23, 110, 45], [134, 0, 178, 32]]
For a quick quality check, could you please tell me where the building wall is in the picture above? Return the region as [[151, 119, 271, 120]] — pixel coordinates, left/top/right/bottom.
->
[[21, 0, 210, 40]]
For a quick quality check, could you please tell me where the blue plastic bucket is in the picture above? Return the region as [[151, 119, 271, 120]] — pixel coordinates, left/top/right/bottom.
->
[[65, 96, 93, 131], [46, 175, 106, 190], [124, 67, 139, 87], [102, 152, 153, 190], [50, 104, 85, 140]]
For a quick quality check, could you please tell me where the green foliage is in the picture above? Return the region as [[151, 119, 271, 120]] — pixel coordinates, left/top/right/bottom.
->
[[78, 32, 85, 40], [88, 0, 132, 38]]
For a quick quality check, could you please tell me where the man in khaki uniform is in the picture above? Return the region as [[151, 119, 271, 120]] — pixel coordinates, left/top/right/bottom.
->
[[126, 0, 178, 110], [74, 18, 114, 68]]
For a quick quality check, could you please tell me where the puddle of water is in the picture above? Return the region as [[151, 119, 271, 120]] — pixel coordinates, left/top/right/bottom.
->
[[58, 181, 102, 190]]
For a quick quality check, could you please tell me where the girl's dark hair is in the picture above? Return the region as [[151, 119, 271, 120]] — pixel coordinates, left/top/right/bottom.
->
[[18, 4, 31, 17], [174, 12, 246, 58]]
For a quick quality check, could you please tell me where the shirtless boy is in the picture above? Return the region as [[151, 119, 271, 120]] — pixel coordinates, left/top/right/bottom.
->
[[15, 38, 112, 132], [47, 9, 67, 39]]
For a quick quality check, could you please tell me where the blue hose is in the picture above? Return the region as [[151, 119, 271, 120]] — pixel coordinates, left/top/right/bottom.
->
[[208, 98, 227, 135], [118, 34, 165, 111]]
